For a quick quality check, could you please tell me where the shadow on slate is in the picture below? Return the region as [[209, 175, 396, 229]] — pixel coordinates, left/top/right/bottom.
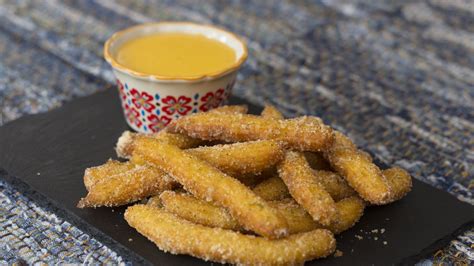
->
[[0, 89, 472, 265]]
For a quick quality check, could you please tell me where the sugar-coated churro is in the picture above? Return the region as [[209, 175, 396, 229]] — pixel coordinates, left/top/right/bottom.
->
[[133, 137, 289, 238], [83, 159, 134, 190], [188, 140, 284, 177], [272, 197, 365, 234], [261, 105, 284, 120], [77, 163, 175, 208], [252, 176, 290, 201], [122, 133, 284, 177], [325, 132, 392, 205], [153, 192, 364, 235], [168, 112, 334, 152], [116, 131, 203, 159], [327, 197, 365, 234], [159, 191, 240, 230], [312, 170, 356, 201], [125, 205, 336, 265], [383, 167, 412, 203], [208, 104, 248, 114], [278, 151, 337, 226]]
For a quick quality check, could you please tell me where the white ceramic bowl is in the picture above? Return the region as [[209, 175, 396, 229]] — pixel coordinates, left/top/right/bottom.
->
[[104, 22, 247, 133]]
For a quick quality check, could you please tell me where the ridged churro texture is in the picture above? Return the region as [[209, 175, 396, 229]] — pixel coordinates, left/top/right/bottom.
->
[[252, 176, 290, 201], [188, 140, 284, 177], [83, 159, 134, 190], [261, 105, 284, 120], [124, 134, 284, 178], [158, 191, 364, 235], [116, 131, 203, 158], [159, 191, 240, 231], [208, 104, 248, 114], [124, 205, 336, 265], [77, 163, 175, 208], [312, 170, 356, 201], [325, 132, 392, 205], [278, 151, 337, 226], [383, 167, 412, 203], [168, 112, 334, 152], [133, 137, 289, 239]]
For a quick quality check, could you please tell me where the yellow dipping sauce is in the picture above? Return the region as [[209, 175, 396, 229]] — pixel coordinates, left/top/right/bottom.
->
[[116, 33, 236, 78]]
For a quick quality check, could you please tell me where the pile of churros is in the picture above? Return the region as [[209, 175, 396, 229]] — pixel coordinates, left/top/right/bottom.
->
[[78, 105, 412, 265]]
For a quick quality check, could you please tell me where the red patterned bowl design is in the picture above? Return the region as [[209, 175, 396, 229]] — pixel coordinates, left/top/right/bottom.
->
[[116, 78, 235, 133]]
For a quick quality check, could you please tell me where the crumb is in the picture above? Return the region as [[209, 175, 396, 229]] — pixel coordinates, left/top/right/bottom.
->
[[374, 237, 378, 240], [351, 249, 354, 253], [334, 250, 343, 257], [111, 209, 115, 212], [128, 238, 133, 242], [385, 218, 390, 221], [36, 172, 41, 176], [380, 228, 385, 234], [383, 241, 387, 245], [371, 229, 378, 233], [355, 235, 363, 240]]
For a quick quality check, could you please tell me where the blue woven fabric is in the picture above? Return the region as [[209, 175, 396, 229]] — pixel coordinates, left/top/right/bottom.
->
[[0, 0, 472, 264]]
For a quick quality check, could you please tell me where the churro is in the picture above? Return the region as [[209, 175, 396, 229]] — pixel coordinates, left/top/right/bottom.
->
[[121, 133, 284, 177], [325, 132, 392, 205], [159, 191, 240, 230], [77, 163, 175, 208], [188, 140, 284, 177], [313, 170, 356, 201], [168, 112, 334, 152], [383, 167, 412, 203], [125, 205, 336, 265], [83, 159, 134, 190], [133, 137, 289, 238], [208, 104, 248, 114], [278, 151, 337, 226], [261, 104, 284, 120], [252, 176, 290, 201], [154, 192, 364, 235]]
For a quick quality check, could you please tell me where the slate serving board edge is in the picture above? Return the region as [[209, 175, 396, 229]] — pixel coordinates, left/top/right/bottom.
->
[[0, 168, 149, 265]]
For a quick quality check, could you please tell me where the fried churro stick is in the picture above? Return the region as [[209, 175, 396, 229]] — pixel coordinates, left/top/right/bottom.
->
[[252, 176, 290, 201], [125, 205, 336, 265], [261, 105, 284, 119], [159, 191, 240, 230], [208, 104, 248, 114], [116, 131, 203, 158], [188, 140, 284, 176], [134, 137, 289, 238], [325, 132, 392, 205], [168, 112, 334, 152], [127, 136, 284, 177], [278, 151, 337, 226], [77, 164, 175, 208], [313, 170, 356, 201], [383, 167, 412, 202], [260, 106, 353, 202], [271, 197, 365, 234], [83, 159, 134, 190], [157, 191, 364, 235]]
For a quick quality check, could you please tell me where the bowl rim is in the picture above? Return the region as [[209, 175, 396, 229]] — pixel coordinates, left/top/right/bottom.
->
[[103, 22, 248, 83]]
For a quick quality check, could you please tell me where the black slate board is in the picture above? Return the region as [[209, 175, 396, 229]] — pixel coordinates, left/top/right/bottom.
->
[[0, 89, 473, 265]]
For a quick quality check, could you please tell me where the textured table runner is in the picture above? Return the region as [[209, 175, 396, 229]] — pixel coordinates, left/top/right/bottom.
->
[[0, 0, 472, 264]]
